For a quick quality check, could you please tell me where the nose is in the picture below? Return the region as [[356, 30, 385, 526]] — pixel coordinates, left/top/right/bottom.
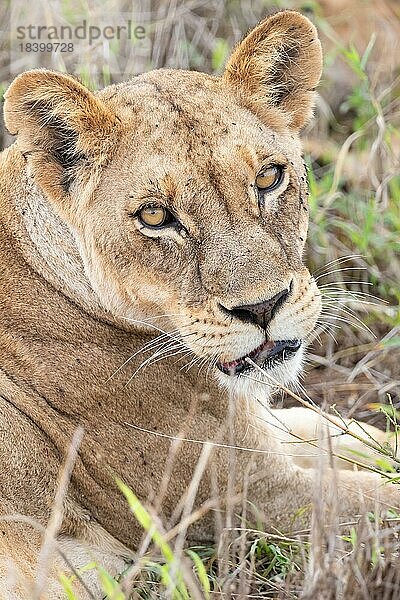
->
[[221, 285, 292, 330]]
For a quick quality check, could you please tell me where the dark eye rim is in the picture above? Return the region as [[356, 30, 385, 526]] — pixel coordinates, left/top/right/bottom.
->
[[134, 203, 177, 229], [256, 164, 285, 194]]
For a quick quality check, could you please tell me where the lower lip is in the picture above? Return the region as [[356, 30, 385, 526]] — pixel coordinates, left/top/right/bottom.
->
[[216, 339, 301, 376]]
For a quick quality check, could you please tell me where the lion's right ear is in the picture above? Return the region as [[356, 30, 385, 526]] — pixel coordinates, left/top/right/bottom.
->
[[4, 69, 120, 205]]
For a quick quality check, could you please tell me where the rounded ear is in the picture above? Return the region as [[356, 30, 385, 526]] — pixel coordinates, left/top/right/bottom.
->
[[3, 69, 120, 203], [223, 11, 323, 130]]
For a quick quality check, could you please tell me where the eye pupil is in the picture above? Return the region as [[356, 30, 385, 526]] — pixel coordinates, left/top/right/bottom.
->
[[256, 165, 282, 191]]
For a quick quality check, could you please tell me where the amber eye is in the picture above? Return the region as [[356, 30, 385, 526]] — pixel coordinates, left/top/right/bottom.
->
[[137, 205, 174, 228], [256, 165, 283, 192]]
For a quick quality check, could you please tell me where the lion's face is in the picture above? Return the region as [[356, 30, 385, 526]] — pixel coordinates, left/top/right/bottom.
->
[[82, 72, 322, 389], [4, 11, 323, 391]]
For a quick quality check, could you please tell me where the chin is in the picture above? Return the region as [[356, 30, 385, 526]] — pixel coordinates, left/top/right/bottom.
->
[[214, 344, 304, 405]]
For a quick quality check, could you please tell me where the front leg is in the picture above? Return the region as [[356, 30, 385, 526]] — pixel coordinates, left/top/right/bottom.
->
[[226, 409, 400, 532], [263, 406, 397, 471]]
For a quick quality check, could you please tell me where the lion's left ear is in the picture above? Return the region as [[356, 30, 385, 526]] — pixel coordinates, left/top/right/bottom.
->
[[223, 11, 322, 130], [4, 69, 120, 207]]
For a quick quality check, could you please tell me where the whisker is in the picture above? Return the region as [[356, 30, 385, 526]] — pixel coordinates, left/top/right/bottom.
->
[[319, 281, 372, 288], [320, 305, 375, 337], [138, 312, 186, 321], [319, 312, 371, 334], [125, 343, 189, 385], [314, 323, 339, 344], [315, 266, 367, 282], [121, 316, 195, 338], [105, 328, 195, 382], [181, 352, 208, 373], [317, 318, 342, 329], [174, 349, 197, 369], [312, 254, 365, 277], [320, 289, 385, 304], [205, 353, 221, 381]]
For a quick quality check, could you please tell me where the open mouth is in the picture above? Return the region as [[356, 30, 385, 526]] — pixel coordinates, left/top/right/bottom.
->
[[216, 339, 301, 376]]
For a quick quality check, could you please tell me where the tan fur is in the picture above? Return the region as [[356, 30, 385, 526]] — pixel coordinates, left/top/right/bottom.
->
[[0, 11, 398, 598], [270, 407, 398, 471]]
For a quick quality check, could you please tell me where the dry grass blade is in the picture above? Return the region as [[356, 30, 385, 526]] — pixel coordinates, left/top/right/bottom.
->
[[33, 427, 84, 600]]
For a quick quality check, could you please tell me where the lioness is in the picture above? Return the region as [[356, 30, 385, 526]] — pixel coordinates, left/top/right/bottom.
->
[[0, 10, 398, 599]]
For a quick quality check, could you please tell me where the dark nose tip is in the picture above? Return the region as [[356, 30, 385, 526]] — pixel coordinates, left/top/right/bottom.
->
[[223, 286, 291, 330]]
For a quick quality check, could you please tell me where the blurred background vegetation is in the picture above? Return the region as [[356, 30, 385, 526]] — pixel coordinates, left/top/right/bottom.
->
[[0, 1, 399, 597]]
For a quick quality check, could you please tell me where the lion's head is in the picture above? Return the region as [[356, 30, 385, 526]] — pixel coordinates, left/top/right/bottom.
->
[[4, 11, 323, 394]]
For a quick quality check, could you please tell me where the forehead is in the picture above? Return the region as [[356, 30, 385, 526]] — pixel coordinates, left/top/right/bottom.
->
[[102, 70, 298, 157], [98, 71, 302, 201]]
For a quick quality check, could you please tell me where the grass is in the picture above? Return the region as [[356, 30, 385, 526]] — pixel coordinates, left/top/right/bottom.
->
[[57, 479, 308, 599], [0, 0, 399, 598]]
